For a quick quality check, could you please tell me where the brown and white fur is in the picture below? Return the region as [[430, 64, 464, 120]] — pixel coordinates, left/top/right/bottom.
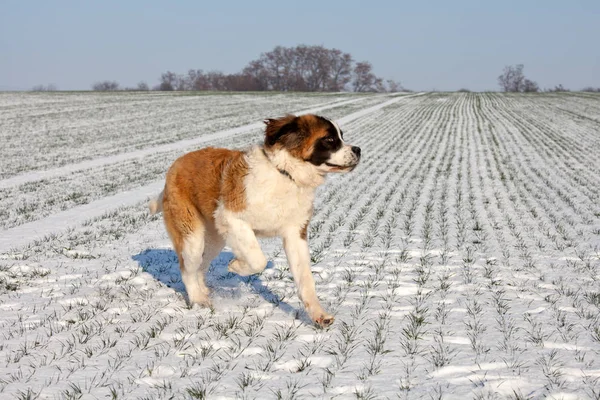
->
[[149, 114, 361, 327]]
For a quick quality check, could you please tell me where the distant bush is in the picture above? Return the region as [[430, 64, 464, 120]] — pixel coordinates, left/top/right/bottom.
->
[[122, 82, 150, 91], [545, 84, 570, 92], [581, 86, 600, 92], [92, 81, 120, 91], [136, 81, 149, 91], [31, 84, 57, 92], [457, 88, 471, 92]]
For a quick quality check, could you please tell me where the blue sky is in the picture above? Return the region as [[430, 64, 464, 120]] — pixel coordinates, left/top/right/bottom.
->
[[1, 0, 599, 91]]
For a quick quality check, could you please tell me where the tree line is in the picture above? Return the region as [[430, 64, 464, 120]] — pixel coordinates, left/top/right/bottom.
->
[[87, 45, 404, 93], [497, 64, 600, 93], [29, 45, 599, 92]]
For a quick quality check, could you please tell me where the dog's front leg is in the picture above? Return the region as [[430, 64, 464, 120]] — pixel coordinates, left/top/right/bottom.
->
[[283, 229, 334, 327], [222, 216, 267, 276]]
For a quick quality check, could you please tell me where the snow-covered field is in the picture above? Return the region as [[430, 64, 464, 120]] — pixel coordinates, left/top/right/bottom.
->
[[1, 91, 599, 399]]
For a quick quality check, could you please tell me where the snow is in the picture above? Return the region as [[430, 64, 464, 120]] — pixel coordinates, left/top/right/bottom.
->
[[0, 94, 371, 189], [1, 92, 599, 399], [0, 180, 163, 253], [0, 93, 422, 255]]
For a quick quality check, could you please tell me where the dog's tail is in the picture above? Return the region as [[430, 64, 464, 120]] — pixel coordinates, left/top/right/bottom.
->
[[148, 191, 164, 215]]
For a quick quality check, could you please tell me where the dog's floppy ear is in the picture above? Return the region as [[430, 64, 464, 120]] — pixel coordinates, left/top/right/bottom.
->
[[264, 114, 298, 146]]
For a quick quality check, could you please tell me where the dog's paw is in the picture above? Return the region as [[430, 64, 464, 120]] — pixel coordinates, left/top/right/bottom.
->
[[228, 258, 250, 276], [314, 313, 335, 328], [228, 258, 266, 276], [187, 294, 212, 309]]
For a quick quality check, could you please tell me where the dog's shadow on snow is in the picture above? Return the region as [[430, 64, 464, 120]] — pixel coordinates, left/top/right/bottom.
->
[[132, 248, 299, 318]]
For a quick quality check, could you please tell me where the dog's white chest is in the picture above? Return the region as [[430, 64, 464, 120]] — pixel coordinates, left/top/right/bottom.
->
[[242, 170, 314, 236]]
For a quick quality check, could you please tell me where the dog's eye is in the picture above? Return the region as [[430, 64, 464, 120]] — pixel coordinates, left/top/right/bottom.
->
[[324, 137, 335, 143]]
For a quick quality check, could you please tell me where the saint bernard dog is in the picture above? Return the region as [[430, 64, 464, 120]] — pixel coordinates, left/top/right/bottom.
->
[[149, 114, 361, 327]]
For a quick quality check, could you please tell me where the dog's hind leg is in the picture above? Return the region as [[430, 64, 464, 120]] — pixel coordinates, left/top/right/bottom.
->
[[195, 223, 225, 296], [163, 192, 212, 306], [180, 226, 212, 306]]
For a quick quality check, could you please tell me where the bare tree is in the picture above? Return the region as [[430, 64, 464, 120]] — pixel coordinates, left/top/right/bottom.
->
[[92, 81, 120, 91], [498, 64, 539, 93], [137, 81, 149, 91], [184, 69, 200, 90], [353, 61, 381, 92], [242, 60, 270, 91], [523, 79, 539, 93], [327, 49, 353, 91], [185, 69, 205, 90], [241, 45, 359, 92], [374, 77, 385, 93], [498, 64, 525, 92], [258, 45, 290, 90], [158, 71, 181, 91], [184, 69, 206, 90], [386, 79, 403, 93], [207, 71, 228, 91], [498, 66, 513, 92]]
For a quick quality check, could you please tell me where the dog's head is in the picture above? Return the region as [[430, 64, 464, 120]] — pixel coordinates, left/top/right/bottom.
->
[[263, 114, 361, 173]]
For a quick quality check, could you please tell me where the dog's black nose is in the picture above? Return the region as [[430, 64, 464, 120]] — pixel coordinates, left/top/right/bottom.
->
[[351, 146, 361, 157]]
